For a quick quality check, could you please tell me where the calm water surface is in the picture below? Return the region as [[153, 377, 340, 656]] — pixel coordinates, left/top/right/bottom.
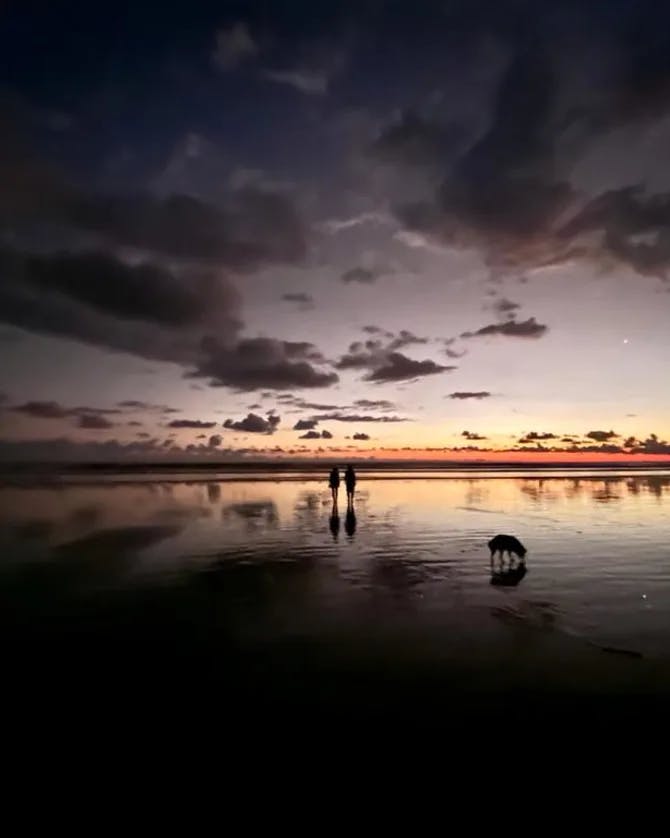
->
[[2, 469, 669, 660]]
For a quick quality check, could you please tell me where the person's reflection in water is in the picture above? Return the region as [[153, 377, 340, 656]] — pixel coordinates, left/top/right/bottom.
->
[[329, 511, 340, 541], [345, 507, 356, 538], [345, 465, 356, 508]]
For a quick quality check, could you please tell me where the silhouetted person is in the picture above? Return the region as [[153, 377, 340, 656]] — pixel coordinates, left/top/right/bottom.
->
[[345, 507, 356, 538], [345, 464, 356, 507], [329, 511, 340, 541], [329, 467, 340, 505]]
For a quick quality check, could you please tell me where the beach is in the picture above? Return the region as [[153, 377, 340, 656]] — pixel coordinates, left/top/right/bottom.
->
[[2, 466, 670, 729]]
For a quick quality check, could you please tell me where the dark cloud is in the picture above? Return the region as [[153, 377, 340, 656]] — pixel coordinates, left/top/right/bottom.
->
[[445, 347, 467, 359], [282, 292, 314, 308], [293, 418, 318, 430], [586, 429, 618, 442], [70, 188, 306, 266], [10, 401, 120, 422], [4, 249, 231, 328], [559, 187, 670, 278], [117, 400, 180, 413], [321, 430, 333, 439], [362, 325, 393, 337], [127, 421, 143, 427], [448, 391, 491, 399], [208, 434, 222, 448], [628, 434, 670, 454], [353, 399, 396, 410], [461, 317, 548, 339], [492, 298, 521, 318], [11, 400, 71, 419], [352, 433, 370, 441], [192, 337, 338, 391], [77, 413, 114, 429], [167, 419, 217, 429], [223, 412, 281, 433], [311, 413, 409, 423], [212, 22, 259, 70], [387, 329, 429, 351], [341, 267, 378, 284], [299, 430, 321, 439], [519, 431, 558, 443], [0, 247, 241, 365], [462, 430, 487, 441], [337, 330, 455, 383], [365, 353, 454, 383], [370, 110, 463, 169]]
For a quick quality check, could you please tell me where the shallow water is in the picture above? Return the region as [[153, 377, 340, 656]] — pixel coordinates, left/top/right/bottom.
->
[[2, 469, 669, 662]]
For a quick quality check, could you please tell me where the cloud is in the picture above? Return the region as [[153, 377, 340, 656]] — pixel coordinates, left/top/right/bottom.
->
[[212, 22, 259, 70], [299, 430, 321, 439], [262, 69, 329, 95], [293, 419, 318, 430], [310, 413, 409, 423], [167, 419, 217, 429], [337, 331, 455, 384], [370, 110, 464, 169], [321, 430, 333, 439], [387, 329, 429, 351], [0, 247, 242, 365], [77, 414, 114, 430], [519, 431, 558, 443], [117, 400, 180, 413], [352, 433, 370, 441], [10, 401, 120, 423], [353, 399, 396, 410], [492, 298, 521, 318], [365, 353, 454, 383], [2, 124, 306, 266], [586, 429, 618, 442], [341, 267, 378, 284], [462, 430, 487, 441], [282, 292, 314, 308], [74, 188, 306, 266], [448, 391, 491, 399], [361, 326, 394, 338], [208, 434, 222, 448], [559, 186, 670, 278], [11, 401, 72, 419], [629, 434, 670, 454], [192, 337, 338, 390], [461, 317, 548, 339], [223, 413, 281, 433]]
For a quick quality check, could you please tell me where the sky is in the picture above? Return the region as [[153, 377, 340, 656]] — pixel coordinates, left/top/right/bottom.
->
[[1, 0, 669, 462]]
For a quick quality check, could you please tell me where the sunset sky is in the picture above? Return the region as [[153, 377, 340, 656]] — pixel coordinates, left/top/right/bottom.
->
[[1, 0, 669, 462]]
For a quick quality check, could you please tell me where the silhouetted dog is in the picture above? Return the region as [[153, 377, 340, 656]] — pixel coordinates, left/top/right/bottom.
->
[[488, 534, 527, 559]]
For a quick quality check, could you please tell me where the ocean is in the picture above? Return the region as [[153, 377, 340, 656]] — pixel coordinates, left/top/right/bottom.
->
[[3, 466, 670, 727]]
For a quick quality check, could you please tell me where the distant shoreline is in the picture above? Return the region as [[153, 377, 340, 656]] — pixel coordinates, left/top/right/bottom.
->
[[1, 459, 669, 477]]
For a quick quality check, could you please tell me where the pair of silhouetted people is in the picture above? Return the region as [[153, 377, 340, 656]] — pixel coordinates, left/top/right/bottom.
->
[[329, 465, 356, 507], [328, 465, 357, 540]]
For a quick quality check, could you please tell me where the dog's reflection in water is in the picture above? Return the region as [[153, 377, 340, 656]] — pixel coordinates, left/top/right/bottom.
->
[[490, 557, 527, 587]]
